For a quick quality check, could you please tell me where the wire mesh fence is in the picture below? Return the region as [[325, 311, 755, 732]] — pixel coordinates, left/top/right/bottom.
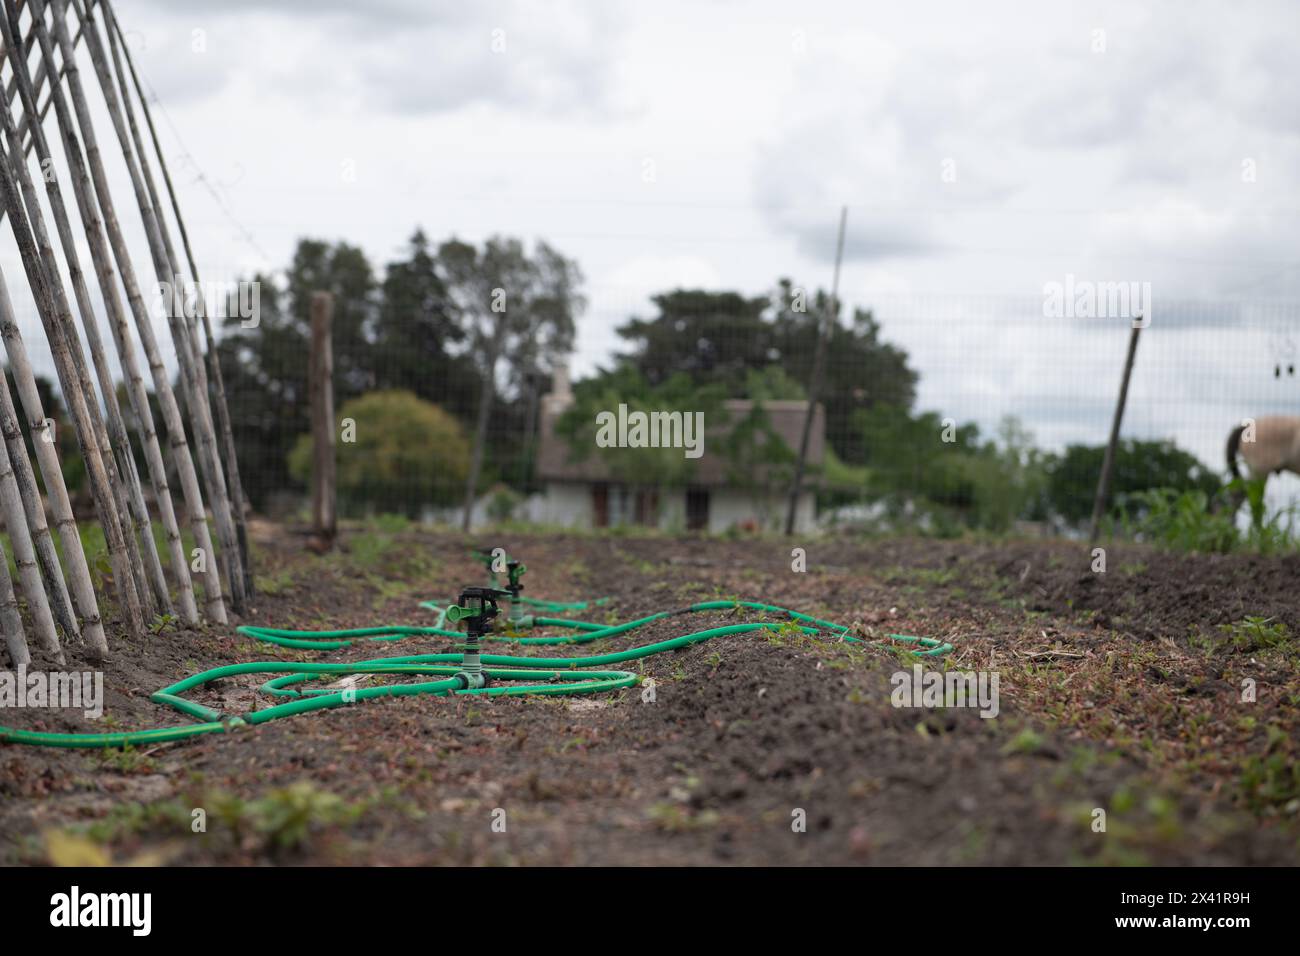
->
[[216, 269, 1300, 537]]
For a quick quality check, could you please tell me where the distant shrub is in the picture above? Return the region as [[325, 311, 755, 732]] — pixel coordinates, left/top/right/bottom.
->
[[485, 483, 522, 523], [289, 390, 469, 517]]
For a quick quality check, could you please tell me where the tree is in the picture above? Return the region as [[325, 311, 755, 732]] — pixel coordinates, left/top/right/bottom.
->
[[768, 280, 917, 465], [217, 240, 378, 509], [373, 230, 476, 414], [288, 390, 470, 518], [556, 364, 729, 488], [852, 408, 1050, 532], [616, 289, 771, 391], [286, 239, 377, 399], [613, 283, 917, 465], [217, 273, 306, 509], [1047, 440, 1219, 527], [437, 236, 582, 529]]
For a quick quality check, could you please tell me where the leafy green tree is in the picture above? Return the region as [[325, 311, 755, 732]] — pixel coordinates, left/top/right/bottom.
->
[[372, 230, 477, 416], [555, 364, 728, 487], [769, 279, 917, 465], [855, 404, 978, 516], [217, 240, 378, 508], [285, 239, 378, 398], [1046, 440, 1219, 526], [437, 236, 582, 528], [613, 283, 916, 465], [218, 270, 306, 508], [288, 390, 469, 517], [616, 290, 772, 390], [852, 408, 1050, 532]]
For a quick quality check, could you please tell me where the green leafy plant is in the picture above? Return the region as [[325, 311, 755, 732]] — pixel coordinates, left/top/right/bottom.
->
[[289, 390, 470, 517], [1219, 616, 1293, 654], [1122, 486, 1298, 554]]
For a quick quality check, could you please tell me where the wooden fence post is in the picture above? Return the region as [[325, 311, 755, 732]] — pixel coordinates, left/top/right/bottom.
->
[[310, 291, 337, 547]]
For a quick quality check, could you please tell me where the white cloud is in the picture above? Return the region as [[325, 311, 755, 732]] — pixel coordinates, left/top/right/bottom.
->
[[52, 0, 1295, 510]]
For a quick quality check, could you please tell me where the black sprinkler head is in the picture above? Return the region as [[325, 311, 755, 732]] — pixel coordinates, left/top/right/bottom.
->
[[447, 586, 511, 637]]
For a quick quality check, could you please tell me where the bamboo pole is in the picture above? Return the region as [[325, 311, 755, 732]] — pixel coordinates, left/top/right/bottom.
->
[[36, 0, 226, 622], [0, 27, 148, 626], [0, 383, 62, 664], [0, 243, 109, 657], [0, 0, 104, 656], [104, 0, 253, 602], [97, 0, 250, 608], [1, 0, 87, 201], [0, 358, 80, 644], [0, 530, 27, 667], [14, 0, 198, 624], [0, 0, 169, 618], [0, 94, 147, 639], [66, 0, 247, 613]]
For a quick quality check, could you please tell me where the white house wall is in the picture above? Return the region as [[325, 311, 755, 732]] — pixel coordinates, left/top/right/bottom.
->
[[541, 483, 593, 527], [544, 482, 817, 534], [707, 489, 816, 534]]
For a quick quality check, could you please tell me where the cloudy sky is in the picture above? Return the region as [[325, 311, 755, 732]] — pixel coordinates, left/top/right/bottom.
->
[[6, 0, 1300, 500]]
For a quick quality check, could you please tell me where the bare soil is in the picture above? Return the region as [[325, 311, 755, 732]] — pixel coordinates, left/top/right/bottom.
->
[[3, 524, 1298, 865]]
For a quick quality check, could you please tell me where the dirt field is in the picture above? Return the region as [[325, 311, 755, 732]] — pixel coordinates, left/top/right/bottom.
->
[[3, 524, 1298, 866]]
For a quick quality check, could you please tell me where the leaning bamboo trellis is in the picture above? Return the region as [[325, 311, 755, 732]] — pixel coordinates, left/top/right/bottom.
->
[[0, 529, 25, 664], [63, 0, 249, 614], [6, 0, 84, 154], [3, 0, 201, 624], [104, 0, 254, 604], [0, 78, 149, 638], [0, 384, 59, 663], [13, 0, 199, 625], [0, 29, 146, 634], [0, 0, 104, 662], [91, 0, 249, 612], [0, 1, 169, 622], [0, 330, 79, 646], [0, 0, 252, 663], [0, 216, 112, 660], [37, 0, 229, 624]]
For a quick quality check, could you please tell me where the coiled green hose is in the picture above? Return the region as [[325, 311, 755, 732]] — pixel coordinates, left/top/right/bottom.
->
[[0, 598, 951, 749]]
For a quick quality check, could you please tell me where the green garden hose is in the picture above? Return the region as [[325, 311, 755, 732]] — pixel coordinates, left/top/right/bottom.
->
[[0, 597, 952, 749]]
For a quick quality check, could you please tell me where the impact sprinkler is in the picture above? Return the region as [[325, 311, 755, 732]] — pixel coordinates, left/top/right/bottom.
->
[[445, 586, 510, 690], [504, 560, 527, 624]]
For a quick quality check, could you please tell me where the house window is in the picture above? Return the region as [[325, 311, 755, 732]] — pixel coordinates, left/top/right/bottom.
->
[[609, 485, 632, 527], [686, 487, 709, 531], [592, 483, 658, 528], [634, 488, 658, 526]]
